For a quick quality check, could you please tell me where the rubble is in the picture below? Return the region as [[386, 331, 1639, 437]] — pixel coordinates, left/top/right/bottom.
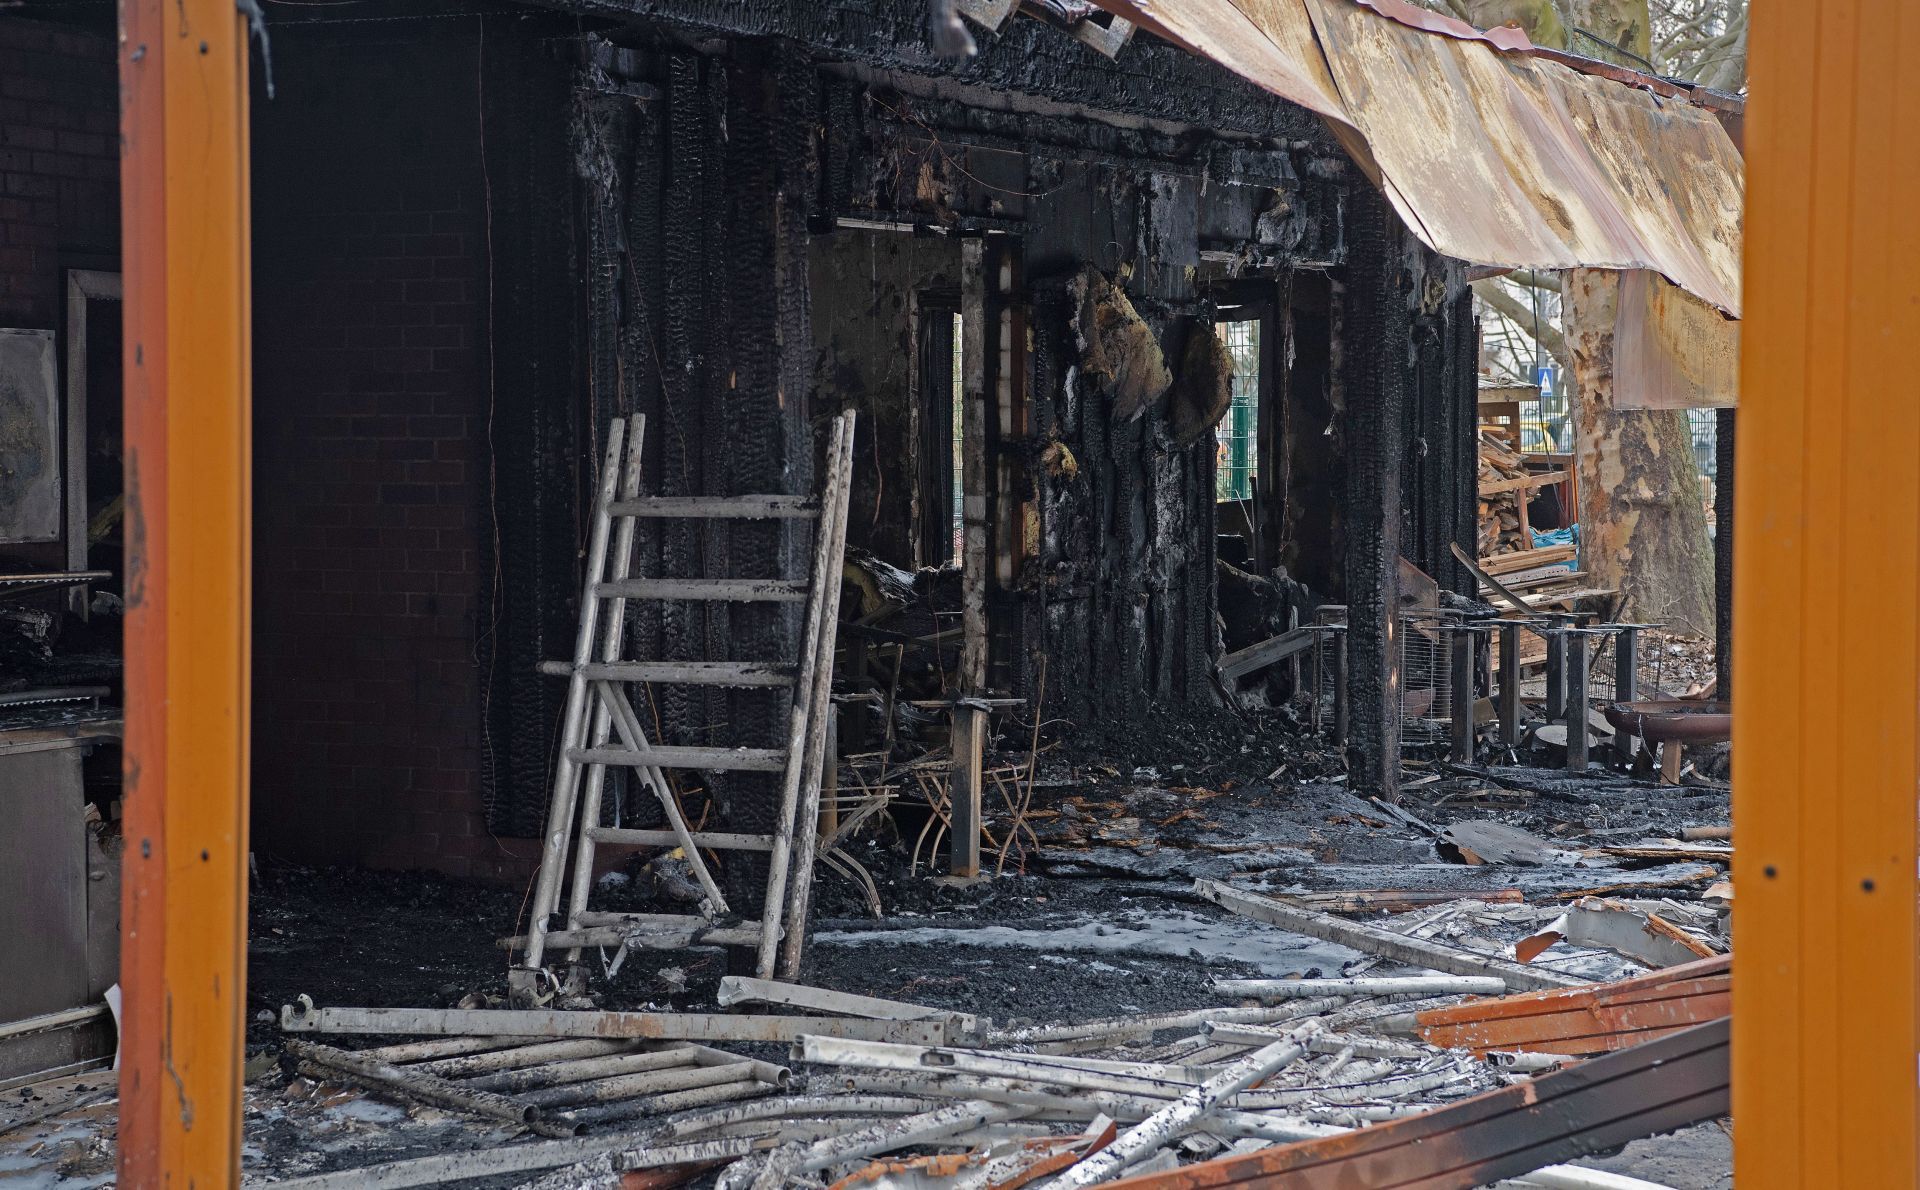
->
[[7, 538, 1738, 1188]]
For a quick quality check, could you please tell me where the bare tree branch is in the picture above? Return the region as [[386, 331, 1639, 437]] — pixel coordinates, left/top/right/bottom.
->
[[1474, 279, 1573, 375]]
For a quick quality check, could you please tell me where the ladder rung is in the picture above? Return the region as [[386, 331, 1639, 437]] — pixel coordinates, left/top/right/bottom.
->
[[576, 912, 776, 947], [570, 745, 789, 772], [575, 911, 714, 928], [608, 495, 820, 519], [539, 659, 797, 687], [503, 921, 766, 950], [586, 827, 776, 851], [594, 579, 809, 602]]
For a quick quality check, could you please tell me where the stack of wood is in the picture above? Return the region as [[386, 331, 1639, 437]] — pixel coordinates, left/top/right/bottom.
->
[[1477, 545, 1599, 613], [1477, 431, 1539, 555]]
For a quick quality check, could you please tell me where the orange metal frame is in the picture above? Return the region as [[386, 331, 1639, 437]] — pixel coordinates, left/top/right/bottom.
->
[[1736, 0, 1920, 1184], [117, 0, 253, 1184]]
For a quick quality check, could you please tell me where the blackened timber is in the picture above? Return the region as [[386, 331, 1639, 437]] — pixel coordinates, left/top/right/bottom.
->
[[657, 51, 707, 781], [625, 56, 669, 696], [545, 0, 1326, 146], [1339, 189, 1411, 800], [1450, 286, 1479, 595], [719, 50, 819, 917]]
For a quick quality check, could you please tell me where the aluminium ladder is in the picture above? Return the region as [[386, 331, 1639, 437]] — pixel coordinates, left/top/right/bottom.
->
[[507, 411, 856, 1002]]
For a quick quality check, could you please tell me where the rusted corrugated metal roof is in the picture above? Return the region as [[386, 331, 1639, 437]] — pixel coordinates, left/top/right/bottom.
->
[[1089, 0, 1744, 317]]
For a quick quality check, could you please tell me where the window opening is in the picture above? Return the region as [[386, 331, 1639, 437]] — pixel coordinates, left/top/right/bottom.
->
[[1215, 319, 1260, 502]]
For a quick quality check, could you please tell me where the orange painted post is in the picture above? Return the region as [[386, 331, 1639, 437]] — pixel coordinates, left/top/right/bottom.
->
[[1736, 0, 1920, 1185], [116, 0, 253, 1185]]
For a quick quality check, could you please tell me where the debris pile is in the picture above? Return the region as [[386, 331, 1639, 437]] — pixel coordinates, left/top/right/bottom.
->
[[264, 872, 1729, 1190]]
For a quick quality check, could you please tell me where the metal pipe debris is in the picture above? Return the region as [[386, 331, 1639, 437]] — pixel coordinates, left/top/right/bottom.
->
[[563, 1077, 775, 1127], [462, 1046, 698, 1094], [279, 1002, 953, 1045], [716, 976, 975, 1031], [410, 1039, 639, 1079], [285, 1040, 561, 1134], [350, 1036, 533, 1065], [519, 1060, 748, 1109], [683, 1044, 791, 1088]]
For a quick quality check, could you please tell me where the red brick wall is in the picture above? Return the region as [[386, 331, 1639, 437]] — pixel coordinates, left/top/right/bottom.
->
[[249, 29, 540, 883], [0, 17, 117, 331]]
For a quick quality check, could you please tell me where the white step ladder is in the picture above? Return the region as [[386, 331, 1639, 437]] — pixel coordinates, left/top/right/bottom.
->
[[506, 411, 856, 1000]]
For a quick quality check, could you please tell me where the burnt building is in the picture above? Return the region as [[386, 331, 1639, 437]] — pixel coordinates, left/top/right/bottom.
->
[[0, 0, 1481, 891]]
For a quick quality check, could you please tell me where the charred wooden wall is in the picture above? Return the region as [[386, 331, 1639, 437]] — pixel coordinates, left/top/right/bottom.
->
[[558, 41, 819, 896], [477, 0, 1480, 828], [238, 0, 1480, 873]]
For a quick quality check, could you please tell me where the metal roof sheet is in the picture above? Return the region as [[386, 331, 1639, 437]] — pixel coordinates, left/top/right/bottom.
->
[[1090, 0, 1744, 317]]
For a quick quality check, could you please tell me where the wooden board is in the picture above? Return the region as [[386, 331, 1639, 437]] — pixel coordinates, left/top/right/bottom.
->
[[1479, 469, 1568, 496], [1480, 545, 1576, 575]]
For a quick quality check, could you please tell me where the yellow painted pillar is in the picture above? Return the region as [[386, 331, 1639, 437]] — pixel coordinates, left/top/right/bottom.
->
[[1736, 1, 1920, 1184], [117, 0, 253, 1184]]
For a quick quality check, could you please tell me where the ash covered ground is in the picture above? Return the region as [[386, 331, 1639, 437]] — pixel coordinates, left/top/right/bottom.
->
[[7, 703, 1732, 1186]]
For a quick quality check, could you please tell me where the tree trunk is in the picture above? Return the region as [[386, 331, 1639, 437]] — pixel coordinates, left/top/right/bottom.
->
[[1563, 0, 1653, 62], [1462, 0, 1568, 47], [1565, 269, 1714, 636]]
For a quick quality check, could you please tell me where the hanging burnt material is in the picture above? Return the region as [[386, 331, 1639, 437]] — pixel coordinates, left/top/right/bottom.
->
[[1068, 266, 1170, 422], [1167, 319, 1234, 447]]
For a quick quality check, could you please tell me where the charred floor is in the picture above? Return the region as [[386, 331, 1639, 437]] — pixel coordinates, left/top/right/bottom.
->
[[6, 708, 1734, 1186]]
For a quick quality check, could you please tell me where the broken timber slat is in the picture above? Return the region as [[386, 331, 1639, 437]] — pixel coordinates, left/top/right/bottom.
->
[[567, 745, 788, 772], [606, 495, 819, 519], [538, 659, 797, 687], [1192, 879, 1582, 992], [1477, 469, 1568, 496], [1478, 544, 1576, 575], [279, 1004, 958, 1046], [592, 578, 810, 602], [1217, 627, 1316, 682]]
